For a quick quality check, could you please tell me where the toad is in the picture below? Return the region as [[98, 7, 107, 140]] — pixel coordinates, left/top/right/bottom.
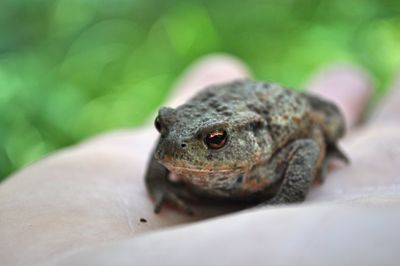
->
[[145, 80, 348, 214]]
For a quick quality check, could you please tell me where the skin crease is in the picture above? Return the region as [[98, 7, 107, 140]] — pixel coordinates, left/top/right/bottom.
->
[[1, 55, 400, 266]]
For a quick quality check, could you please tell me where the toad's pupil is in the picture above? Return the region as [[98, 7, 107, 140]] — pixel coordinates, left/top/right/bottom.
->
[[205, 129, 227, 149]]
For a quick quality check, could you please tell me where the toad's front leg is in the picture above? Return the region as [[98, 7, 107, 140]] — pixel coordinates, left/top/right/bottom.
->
[[263, 139, 321, 205], [145, 153, 195, 215]]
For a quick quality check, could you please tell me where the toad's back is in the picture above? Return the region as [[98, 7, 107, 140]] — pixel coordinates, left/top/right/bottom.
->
[[188, 80, 333, 150]]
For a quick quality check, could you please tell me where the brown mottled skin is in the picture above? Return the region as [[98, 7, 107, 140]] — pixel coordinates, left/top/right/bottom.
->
[[145, 80, 348, 214]]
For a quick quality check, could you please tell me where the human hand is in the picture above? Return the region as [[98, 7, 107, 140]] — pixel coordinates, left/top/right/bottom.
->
[[1, 55, 399, 266]]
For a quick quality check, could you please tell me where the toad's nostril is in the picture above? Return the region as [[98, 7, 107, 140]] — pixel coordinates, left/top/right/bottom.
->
[[181, 143, 187, 148]]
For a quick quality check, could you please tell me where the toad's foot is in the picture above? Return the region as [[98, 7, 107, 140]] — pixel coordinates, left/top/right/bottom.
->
[[145, 154, 195, 215]]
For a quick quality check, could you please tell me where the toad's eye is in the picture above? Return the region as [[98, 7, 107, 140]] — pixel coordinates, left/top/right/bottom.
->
[[205, 129, 228, 149], [154, 116, 162, 132]]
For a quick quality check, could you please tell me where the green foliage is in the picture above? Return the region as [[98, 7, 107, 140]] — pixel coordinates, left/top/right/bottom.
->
[[0, 0, 399, 180]]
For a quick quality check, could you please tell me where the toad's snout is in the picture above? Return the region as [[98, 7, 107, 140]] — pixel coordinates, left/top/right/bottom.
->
[[155, 138, 188, 162]]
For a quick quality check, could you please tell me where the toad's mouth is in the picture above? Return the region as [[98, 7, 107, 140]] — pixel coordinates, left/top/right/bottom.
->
[[169, 166, 241, 173], [158, 157, 250, 175], [164, 164, 247, 175]]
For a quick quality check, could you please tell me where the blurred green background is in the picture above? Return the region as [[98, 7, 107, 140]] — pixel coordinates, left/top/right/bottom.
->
[[0, 0, 399, 181]]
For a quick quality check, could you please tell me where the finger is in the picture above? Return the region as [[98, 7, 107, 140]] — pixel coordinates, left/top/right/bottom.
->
[[306, 64, 373, 130], [166, 54, 251, 107], [369, 73, 400, 125]]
